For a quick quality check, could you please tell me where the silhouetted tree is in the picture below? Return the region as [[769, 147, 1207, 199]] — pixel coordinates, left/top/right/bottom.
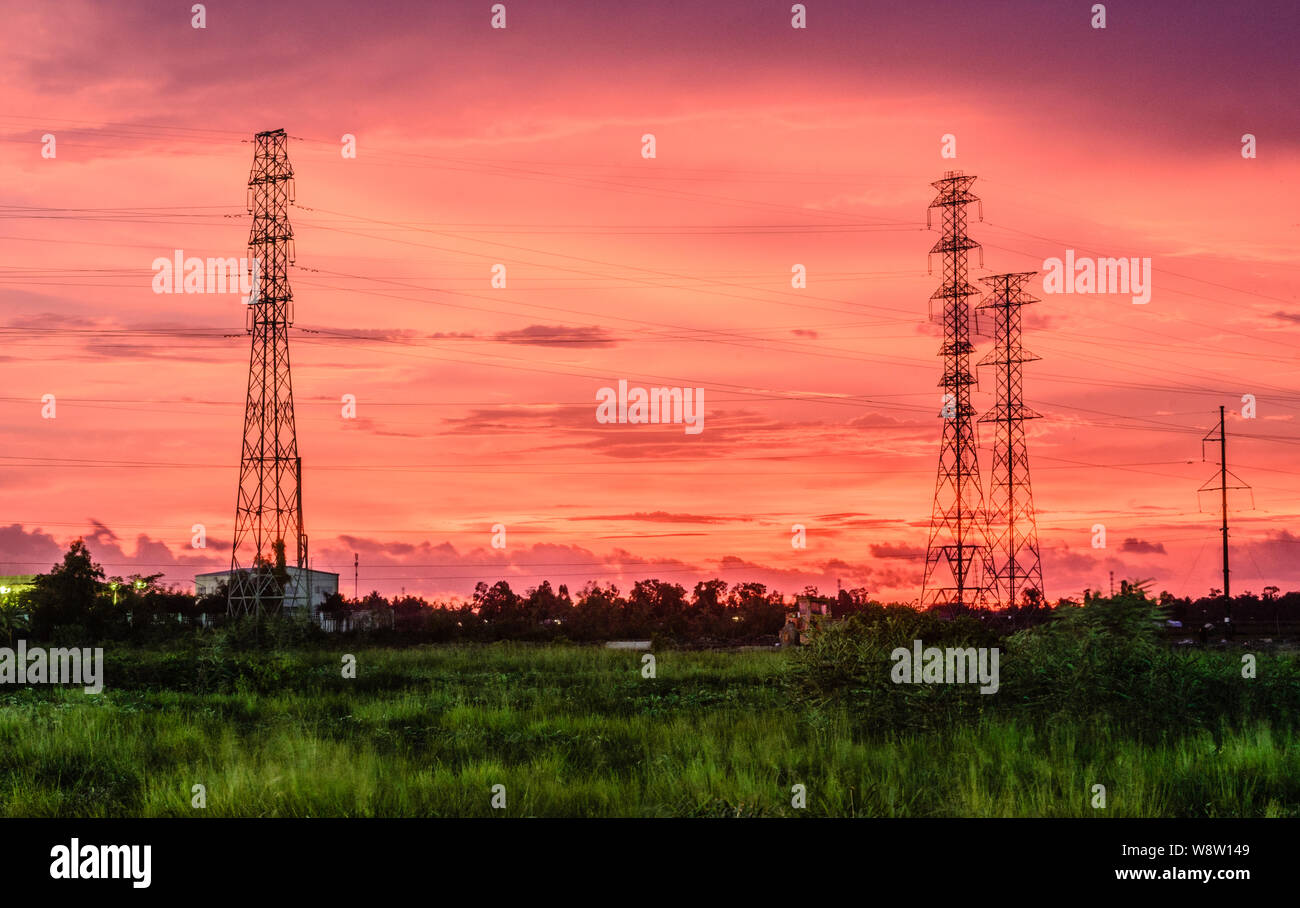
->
[[28, 539, 107, 639]]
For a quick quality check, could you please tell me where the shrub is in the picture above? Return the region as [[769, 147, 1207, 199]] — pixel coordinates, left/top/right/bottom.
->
[[787, 604, 1000, 730], [789, 595, 1300, 738]]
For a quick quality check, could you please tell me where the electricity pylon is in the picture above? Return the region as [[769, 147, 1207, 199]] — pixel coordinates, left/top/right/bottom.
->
[[921, 172, 995, 609], [228, 128, 306, 616], [977, 272, 1044, 607]]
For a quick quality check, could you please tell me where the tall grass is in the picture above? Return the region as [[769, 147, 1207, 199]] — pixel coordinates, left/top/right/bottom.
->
[[0, 643, 1296, 817]]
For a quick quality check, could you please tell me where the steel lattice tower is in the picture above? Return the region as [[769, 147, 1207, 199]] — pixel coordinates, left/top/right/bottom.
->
[[977, 272, 1044, 607], [228, 129, 306, 616], [921, 172, 994, 609]]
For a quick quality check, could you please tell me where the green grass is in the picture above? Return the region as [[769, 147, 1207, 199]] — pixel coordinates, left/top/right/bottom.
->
[[0, 643, 1296, 817]]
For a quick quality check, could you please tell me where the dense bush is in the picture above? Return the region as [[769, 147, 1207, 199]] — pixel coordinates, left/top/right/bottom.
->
[[788, 604, 1001, 729], [1002, 596, 1300, 736], [790, 593, 1300, 737]]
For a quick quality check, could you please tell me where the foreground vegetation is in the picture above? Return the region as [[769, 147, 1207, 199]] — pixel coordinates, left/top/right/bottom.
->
[[2, 542, 1296, 816], [789, 595, 1300, 739], [0, 639, 1296, 817]]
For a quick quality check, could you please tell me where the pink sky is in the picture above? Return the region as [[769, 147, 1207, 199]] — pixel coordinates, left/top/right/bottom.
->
[[1, 0, 1298, 602]]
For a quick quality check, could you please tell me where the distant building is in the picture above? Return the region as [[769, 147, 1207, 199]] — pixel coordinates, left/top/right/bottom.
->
[[195, 567, 339, 621], [791, 594, 838, 644], [795, 595, 836, 621], [778, 616, 800, 647]]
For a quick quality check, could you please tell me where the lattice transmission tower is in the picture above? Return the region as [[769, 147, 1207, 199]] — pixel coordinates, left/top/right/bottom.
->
[[977, 272, 1045, 607], [228, 128, 306, 616], [921, 172, 995, 609]]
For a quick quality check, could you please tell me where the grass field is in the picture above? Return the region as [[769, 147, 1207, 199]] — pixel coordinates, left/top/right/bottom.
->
[[0, 642, 1296, 817]]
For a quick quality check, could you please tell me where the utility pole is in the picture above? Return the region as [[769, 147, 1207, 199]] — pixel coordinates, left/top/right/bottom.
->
[[1200, 406, 1250, 637], [354, 553, 359, 602], [1220, 405, 1229, 614]]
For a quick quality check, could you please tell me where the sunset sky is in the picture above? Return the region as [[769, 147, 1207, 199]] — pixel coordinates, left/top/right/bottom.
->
[[2, 0, 1298, 603]]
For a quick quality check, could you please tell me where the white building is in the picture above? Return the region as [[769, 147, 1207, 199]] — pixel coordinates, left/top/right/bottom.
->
[[195, 566, 339, 621]]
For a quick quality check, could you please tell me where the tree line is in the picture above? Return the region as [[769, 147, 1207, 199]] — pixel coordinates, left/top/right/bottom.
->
[[2, 540, 1298, 646]]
